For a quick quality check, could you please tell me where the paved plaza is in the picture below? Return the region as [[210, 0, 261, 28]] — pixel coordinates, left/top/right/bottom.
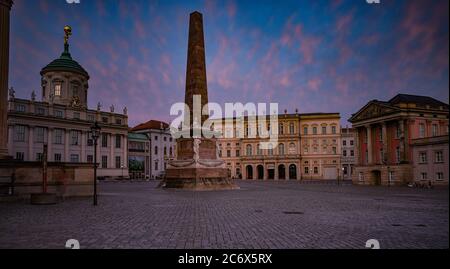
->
[[0, 180, 448, 249]]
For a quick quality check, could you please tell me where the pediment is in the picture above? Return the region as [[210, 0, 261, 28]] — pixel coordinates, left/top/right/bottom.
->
[[350, 102, 399, 122]]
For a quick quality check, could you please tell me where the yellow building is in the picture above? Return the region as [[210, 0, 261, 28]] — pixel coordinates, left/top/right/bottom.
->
[[213, 112, 342, 181]]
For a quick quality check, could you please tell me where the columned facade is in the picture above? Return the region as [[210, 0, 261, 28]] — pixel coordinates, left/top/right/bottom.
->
[[350, 94, 449, 186]]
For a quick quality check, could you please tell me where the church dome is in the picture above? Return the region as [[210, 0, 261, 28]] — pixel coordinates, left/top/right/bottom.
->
[[40, 43, 89, 79]]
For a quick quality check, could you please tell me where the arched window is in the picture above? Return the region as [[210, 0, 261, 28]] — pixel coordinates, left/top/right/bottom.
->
[[313, 126, 317, 135], [289, 123, 295, 134], [303, 125, 308, 135], [257, 143, 262, 155], [279, 143, 285, 155], [268, 143, 273, 155], [246, 144, 252, 156], [279, 123, 284, 135]]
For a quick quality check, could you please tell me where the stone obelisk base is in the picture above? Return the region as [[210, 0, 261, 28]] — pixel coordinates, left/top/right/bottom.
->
[[165, 165, 238, 191]]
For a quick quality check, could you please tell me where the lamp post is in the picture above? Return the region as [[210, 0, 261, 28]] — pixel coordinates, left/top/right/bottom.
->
[[90, 121, 101, 206]]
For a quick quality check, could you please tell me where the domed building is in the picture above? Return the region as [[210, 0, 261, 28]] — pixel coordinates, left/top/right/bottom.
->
[[7, 26, 129, 187]]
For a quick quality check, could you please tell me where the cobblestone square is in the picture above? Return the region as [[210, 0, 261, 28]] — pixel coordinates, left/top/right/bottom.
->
[[0, 181, 448, 249]]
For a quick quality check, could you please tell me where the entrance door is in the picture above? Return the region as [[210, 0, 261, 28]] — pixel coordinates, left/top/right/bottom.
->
[[246, 165, 253, 179], [278, 164, 286, 179], [257, 165, 264, 180], [289, 164, 297, 180], [268, 169, 275, 179], [372, 170, 381, 185]]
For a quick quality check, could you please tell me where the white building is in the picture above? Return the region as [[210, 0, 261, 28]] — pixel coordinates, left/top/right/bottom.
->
[[7, 32, 129, 179], [341, 127, 357, 180], [131, 120, 175, 179]]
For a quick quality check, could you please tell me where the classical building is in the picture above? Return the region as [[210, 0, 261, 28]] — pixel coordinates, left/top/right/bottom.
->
[[214, 112, 342, 181], [349, 94, 449, 186], [130, 120, 175, 179], [341, 127, 357, 180], [7, 27, 129, 179], [128, 132, 150, 180], [411, 135, 448, 186]]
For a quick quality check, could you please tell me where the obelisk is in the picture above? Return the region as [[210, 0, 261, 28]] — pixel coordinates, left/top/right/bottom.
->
[[164, 11, 238, 190], [0, 0, 13, 159]]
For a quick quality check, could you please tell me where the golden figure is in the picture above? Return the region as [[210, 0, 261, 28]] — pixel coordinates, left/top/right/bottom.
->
[[64, 25, 72, 44]]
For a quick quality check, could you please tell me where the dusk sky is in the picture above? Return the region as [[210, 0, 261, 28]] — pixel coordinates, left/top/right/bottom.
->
[[9, 0, 449, 127]]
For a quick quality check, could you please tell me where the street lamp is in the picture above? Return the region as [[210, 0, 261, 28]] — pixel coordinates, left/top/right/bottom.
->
[[90, 121, 101, 206]]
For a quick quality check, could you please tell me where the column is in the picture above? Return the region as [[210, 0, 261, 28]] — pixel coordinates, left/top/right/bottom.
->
[[381, 123, 387, 163], [64, 129, 70, 162], [366, 125, 373, 165], [0, 0, 13, 158], [110, 133, 114, 168], [80, 131, 86, 162], [398, 120, 405, 162], [28, 126, 34, 161], [47, 128, 52, 161], [354, 128, 360, 165], [7, 124, 13, 155]]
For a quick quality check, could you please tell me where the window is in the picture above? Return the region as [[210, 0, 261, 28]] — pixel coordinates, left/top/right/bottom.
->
[[436, 172, 444, 181], [70, 154, 79, 163], [87, 115, 95, 122], [350, 150, 354, 157], [432, 124, 438, 136], [312, 127, 317, 135], [55, 110, 63, 118], [87, 132, 93, 146], [289, 143, 296, 154], [115, 134, 121, 148], [54, 153, 62, 162], [419, 152, 427, 164], [246, 144, 252, 156], [154, 146, 158, 155], [322, 126, 327, 134], [36, 127, 45, 143], [227, 150, 231, 157], [164, 147, 167, 156], [303, 126, 308, 135], [16, 152, 24, 161], [304, 167, 309, 174], [289, 123, 295, 134], [15, 125, 26, 142], [304, 147, 308, 154], [36, 107, 45, 115], [72, 85, 79, 96], [154, 136, 158, 141], [73, 112, 80, 120], [115, 118, 122, 125], [343, 150, 347, 157], [278, 123, 284, 135], [15, 104, 25, 112], [279, 143, 285, 155], [36, 153, 43, 162], [257, 144, 262, 155], [54, 84, 61, 96], [359, 172, 364, 182], [388, 171, 394, 184], [71, 130, 79, 145], [420, 172, 427, 180], [380, 149, 384, 163], [101, 156, 108, 168], [164, 137, 167, 142], [115, 156, 121, 168], [102, 133, 108, 147], [343, 166, 348, 175], [313, 147, 318, 153], [350, 140, 354, 146], [268, 144, 273, 155], [332, 147, 337, 154], [102, 117, 108, 123], [396, 147, 400, 163], [170, 147, 173, 156], [154, 161, 158, 171], [435, 151, 443, 163], [313, 167, 318, 174], [236, 150, 240, 157], [419, 124, 425, 138], [54, 129, 63, 144], [331, 126, 336, 134], [87, 155, 93, 163], [343, 140, 347, 146]]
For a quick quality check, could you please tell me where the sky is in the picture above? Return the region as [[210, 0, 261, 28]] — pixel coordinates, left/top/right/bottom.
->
[[8, 0, 449, 127]]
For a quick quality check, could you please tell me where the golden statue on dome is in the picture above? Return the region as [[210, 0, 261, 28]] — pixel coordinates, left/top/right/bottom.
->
[[64, 25, 72, 45]]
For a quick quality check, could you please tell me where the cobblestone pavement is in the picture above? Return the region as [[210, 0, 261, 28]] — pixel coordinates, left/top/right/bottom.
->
[[0, 180, 448, 249]]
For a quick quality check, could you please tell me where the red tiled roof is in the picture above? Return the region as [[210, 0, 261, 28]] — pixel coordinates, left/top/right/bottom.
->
[[131, 120, 169, 131]]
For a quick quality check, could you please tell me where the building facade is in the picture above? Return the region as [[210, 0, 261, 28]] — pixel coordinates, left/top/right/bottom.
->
[[128, 132, 150, 179], [214, 112, 342, 181], [131, 120, 176, 179], [341, 127, 357, 180], [349, 94, 449, 186], [6, 31, 129, 179], [411, 135, 448, 186]]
